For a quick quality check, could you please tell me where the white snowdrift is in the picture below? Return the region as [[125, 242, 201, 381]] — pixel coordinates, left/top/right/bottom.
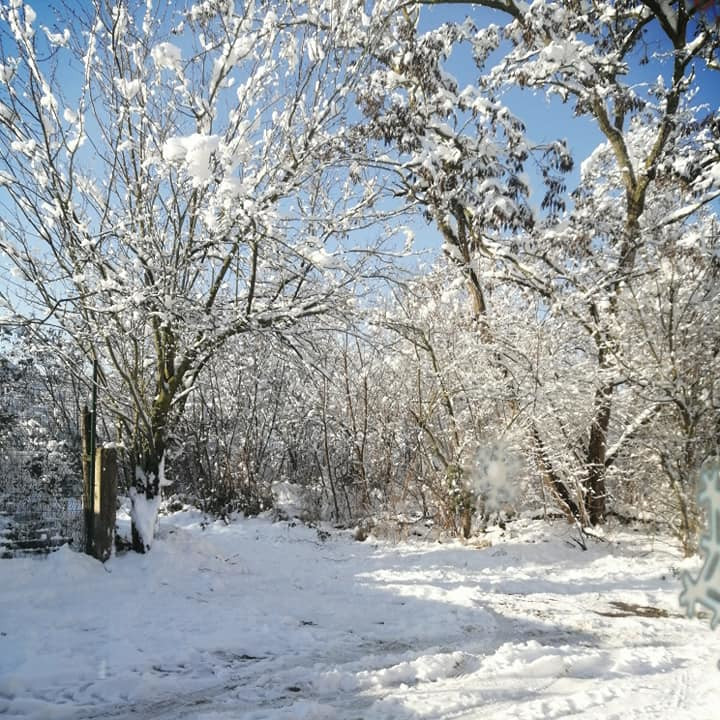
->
[[0, 514, 717, 719]]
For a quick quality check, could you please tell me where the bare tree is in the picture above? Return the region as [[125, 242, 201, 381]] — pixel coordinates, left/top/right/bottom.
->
[[0, 0, 393, 550]]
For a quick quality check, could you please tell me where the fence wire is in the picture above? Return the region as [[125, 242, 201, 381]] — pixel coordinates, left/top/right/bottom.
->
[[1, 364, 84, 557], [0, 488, 84, 557]]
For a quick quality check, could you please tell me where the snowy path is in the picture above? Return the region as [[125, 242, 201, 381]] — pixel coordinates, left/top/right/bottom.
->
[[0, 514, 717, 719]]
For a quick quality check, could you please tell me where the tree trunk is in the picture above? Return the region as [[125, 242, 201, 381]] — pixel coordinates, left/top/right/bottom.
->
[[461, 507, 473, 539], [585, 383, 612, 525], [130, 446, 164, 553], [130, 411, 167, 553]]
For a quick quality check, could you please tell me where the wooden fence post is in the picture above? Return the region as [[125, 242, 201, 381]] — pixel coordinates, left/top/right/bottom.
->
[[81, 406, 94, 555], [92, 446, 117, 562]]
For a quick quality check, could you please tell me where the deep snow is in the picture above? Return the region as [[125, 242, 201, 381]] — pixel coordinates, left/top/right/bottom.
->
[[0, 513, 717, 719]]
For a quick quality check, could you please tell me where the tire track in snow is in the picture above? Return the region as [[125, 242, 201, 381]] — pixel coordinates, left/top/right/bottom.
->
[[73, 618, 681, 720], [71, 637, 472, 719]]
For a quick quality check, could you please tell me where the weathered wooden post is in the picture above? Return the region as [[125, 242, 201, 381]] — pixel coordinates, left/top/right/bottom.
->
[[92, 446, 117, 562], [81, 406, 94, 555], [82, 360, 100, 557]]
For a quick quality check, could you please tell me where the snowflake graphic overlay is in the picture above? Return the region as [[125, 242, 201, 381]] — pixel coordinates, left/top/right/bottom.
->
[[679, 458, 720, 629]]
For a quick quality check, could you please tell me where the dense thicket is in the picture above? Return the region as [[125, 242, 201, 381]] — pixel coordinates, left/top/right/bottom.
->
[[1, 1, 718, 554]]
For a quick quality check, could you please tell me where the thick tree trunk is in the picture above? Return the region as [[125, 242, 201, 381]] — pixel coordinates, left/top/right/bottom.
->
[[130, 411, 168, 553], [130, 447, 164, 553], [129, 332, 191, 551], [585, 382, 612, 525], [461, 507, 473, 539]]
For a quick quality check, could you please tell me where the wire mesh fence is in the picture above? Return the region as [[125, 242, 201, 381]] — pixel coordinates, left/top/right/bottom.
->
[[0, 487, 84, 557], [1, 358, 85, 558]]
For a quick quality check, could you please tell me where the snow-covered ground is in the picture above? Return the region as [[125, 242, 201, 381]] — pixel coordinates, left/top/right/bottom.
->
[[0, 512, 717, 719]]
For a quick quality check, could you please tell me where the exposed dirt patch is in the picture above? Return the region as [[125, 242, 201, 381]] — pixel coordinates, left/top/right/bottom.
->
[[595, 601, 674, 618]]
